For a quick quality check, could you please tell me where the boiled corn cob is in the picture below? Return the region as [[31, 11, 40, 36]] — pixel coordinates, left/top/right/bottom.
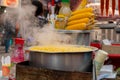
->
[[76, 0, 88, 10], [72, 8, 93, 15], [87, 25, 95, 30], [89, 18, 95, 22], [68, 12, 94, 21], [66, 23, 87, 30], [67, 18, 89, 26], [86, 20, 96, 30]]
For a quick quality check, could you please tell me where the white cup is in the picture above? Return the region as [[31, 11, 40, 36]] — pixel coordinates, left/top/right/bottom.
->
[[94, 50, 108, 75]]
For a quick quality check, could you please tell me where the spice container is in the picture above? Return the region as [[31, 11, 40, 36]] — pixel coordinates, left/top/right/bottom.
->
[[55, 15, 66, 29]]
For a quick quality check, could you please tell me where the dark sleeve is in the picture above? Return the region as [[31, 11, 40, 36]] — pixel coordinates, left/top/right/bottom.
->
[[32, 1, 44, 17]]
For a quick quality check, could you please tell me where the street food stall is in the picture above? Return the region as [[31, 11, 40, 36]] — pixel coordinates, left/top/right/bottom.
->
[[0, 0, 120, 80]]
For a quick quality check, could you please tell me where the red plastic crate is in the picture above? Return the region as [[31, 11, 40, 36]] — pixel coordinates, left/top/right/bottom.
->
[[90, 42, 102, 49], [105, 44, 120, 70], [91, 42, 120, 70]]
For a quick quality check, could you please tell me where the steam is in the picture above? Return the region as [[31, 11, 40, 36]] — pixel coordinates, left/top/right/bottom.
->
[[2, 0, 76, 46], [3, 0, 39, 39], [34, 25, 76, 45]]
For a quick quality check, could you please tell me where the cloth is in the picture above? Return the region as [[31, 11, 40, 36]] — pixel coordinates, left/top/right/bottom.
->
[[5, 39, 10, 53]]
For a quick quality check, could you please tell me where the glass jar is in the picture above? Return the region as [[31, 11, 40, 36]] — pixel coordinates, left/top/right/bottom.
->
[[55, 15, 66, 29]]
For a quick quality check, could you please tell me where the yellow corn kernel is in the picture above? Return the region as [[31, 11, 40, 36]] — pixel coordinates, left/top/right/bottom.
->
[[68, 12, 94, 21], [65, 23, 87, 30], [67, 18, 89, 26], [29, 45, 92, 52], [72, 8, 93, 15]]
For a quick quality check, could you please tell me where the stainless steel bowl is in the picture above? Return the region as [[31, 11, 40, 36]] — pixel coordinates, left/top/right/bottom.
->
[[29, 46, 97, 72], [57, 30, 92, 45]]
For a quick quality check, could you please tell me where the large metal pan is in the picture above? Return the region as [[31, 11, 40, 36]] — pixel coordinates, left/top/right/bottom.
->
[[29, 46, 97, 72]]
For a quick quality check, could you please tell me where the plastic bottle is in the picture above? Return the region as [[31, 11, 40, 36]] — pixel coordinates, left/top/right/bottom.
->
[[59, 0, 71, 19], [11, 38, 24, 63]]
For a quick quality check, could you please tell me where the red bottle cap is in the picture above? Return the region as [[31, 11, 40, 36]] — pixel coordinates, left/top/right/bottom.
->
[[15, 38, 24, 45]]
